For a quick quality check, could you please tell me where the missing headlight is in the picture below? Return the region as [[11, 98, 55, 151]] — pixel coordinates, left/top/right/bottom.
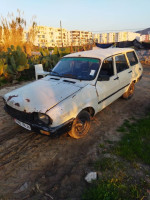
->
[[34, 113, 52, 125]]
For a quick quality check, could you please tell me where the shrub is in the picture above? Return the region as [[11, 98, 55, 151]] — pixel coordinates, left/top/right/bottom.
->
[[0, 45, 29, 82]]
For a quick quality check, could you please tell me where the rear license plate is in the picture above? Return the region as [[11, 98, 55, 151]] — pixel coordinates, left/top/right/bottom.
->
[[14, 119, 31, 131]]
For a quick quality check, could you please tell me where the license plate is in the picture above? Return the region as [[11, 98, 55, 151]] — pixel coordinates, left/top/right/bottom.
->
[[14, 119, 31, 131]]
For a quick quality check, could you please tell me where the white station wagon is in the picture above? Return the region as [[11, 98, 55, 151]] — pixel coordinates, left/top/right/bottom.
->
[[3, 48, 143, 139]]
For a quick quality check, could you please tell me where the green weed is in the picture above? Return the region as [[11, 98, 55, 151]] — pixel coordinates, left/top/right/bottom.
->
[[82, 113, 150, 200], [82, 178, 148, 200], [94, 157, 124, 172], [114, 113, 150, 164]]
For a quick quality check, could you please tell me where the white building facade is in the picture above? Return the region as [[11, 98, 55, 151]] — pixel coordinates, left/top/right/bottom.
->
[[95, 32, 141, 44], [33, 26, 92, 47], [34, 26, 71, 47]]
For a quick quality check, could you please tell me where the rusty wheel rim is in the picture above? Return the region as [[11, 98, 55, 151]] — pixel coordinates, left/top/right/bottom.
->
[[129, 84, 134, 96], [75, 119, 88, 135]]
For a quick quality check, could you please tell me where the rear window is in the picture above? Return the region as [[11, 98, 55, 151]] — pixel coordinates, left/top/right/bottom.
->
[[127, 51, 138, 66]]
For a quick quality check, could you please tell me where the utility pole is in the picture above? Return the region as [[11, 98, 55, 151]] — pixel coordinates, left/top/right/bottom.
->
[[60, 20, 63, 47]]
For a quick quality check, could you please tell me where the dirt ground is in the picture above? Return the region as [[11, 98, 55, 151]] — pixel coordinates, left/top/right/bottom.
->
[[0, 65, 150, 200]]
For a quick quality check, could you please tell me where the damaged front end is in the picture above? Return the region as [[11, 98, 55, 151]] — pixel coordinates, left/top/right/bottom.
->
[[4, 103, 73, 135], [3, 79, 78, 135], [4, 104, 52, 134]]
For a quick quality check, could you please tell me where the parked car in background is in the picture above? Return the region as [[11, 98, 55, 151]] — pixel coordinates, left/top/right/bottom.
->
[[3, 48, 143, 139]]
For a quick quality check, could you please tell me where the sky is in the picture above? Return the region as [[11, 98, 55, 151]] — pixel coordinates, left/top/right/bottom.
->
[[0, 0, 150, 33]]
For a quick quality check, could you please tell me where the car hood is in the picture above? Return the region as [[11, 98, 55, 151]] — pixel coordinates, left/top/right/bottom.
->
[[4, 79, 83, 113]]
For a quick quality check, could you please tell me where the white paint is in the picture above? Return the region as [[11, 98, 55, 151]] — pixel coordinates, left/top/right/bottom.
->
[[65, 48, 134, 61], [3, 48, 143, 130], [85, 172, 97, 183]]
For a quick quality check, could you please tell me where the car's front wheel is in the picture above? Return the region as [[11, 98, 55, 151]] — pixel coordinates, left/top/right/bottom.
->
[[68, 111, 91, 139], [122, 82, 135, 99]]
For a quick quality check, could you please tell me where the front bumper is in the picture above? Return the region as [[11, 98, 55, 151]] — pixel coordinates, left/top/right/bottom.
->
[[31, 118, 73, 134], [4, 104, 73, 135]]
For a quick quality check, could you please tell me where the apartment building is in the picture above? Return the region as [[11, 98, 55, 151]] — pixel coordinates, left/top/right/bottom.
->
[[93, 34, 100, 43], [70, 30, 92, 46], [127, 32, 140, 41], [140, 34, 150, 42], [96, 32, 141, 44], [100, 33, 107, 44], [33, 26, 92, 47], [31, 26, 145, 46], [115, 32, 140, 42], [54, 27, 71, 47], [34, 26, 71, 47], [107, 32, 116, 43], [116, 32, 128, 42]]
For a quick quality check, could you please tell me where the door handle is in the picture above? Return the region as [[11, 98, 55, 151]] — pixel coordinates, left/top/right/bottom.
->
[[114, 77, 119, 80], [128, 70, 132, 73]]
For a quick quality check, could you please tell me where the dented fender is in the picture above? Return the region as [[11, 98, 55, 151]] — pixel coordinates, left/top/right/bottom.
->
[[46, 84, 98, 127]]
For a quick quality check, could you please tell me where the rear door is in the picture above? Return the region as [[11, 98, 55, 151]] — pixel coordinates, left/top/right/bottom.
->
[[96, 56, 120, 111], [126, 51, 143, 81], [114, 53, 132, 95]]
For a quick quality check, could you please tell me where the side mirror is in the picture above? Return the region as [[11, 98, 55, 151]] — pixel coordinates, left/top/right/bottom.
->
[[97, 75, 110, 81]]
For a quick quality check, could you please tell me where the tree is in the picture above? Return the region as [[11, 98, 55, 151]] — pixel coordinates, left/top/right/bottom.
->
[[0, 10, 26, 51], [53, 46, 60, 56], [0, 10, 37, 54]]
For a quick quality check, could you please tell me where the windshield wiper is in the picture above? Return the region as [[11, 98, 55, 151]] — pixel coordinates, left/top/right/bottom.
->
[[62, 74, 77, 79], [50, 70, 61, 77]]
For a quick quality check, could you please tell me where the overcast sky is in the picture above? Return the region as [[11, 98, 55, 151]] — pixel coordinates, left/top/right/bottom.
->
[[0, 0, 150, 33]]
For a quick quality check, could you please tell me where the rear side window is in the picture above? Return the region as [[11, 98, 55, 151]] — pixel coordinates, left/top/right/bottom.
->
[[127, 51, 138, 66], [115, 54, 129, 73]]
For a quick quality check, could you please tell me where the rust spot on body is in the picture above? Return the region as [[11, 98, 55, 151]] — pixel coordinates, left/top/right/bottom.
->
[[7, 95, 18, 101], [26, 99, 30, 102], [15, 103, 20, 107]]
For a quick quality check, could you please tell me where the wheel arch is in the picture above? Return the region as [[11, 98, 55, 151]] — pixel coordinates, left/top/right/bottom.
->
[[78, 106, 95, 117]]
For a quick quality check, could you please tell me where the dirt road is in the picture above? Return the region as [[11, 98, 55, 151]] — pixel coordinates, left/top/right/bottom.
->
[[0, 65, 150, 200]]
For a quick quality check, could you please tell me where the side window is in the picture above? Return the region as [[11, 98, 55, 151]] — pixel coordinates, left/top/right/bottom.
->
[[127, 51, 138, 66], [99, 57, 114, 77], [115, 54, 129, 73]]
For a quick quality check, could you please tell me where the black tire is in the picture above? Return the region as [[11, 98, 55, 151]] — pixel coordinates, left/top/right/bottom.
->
[[68, 111, 91, 139], [122, 82, 135, 100]]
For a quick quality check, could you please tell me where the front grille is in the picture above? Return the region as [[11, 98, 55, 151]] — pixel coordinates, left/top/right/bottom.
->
[[4, 104, 34, 123]]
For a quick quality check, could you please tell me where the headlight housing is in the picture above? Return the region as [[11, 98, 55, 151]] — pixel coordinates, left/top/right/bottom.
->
[[34, 113, 52, 125]]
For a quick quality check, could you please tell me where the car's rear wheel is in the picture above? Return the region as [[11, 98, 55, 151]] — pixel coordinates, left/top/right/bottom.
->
[[68, 111, 91, 139], [122, 82, 135, 99]]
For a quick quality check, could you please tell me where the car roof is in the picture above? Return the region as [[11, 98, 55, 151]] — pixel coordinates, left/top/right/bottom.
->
[[64, 48, 134, 60]]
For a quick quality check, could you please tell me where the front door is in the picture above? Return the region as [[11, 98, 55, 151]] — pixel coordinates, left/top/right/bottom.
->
[[96, 56, 120, 111]]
